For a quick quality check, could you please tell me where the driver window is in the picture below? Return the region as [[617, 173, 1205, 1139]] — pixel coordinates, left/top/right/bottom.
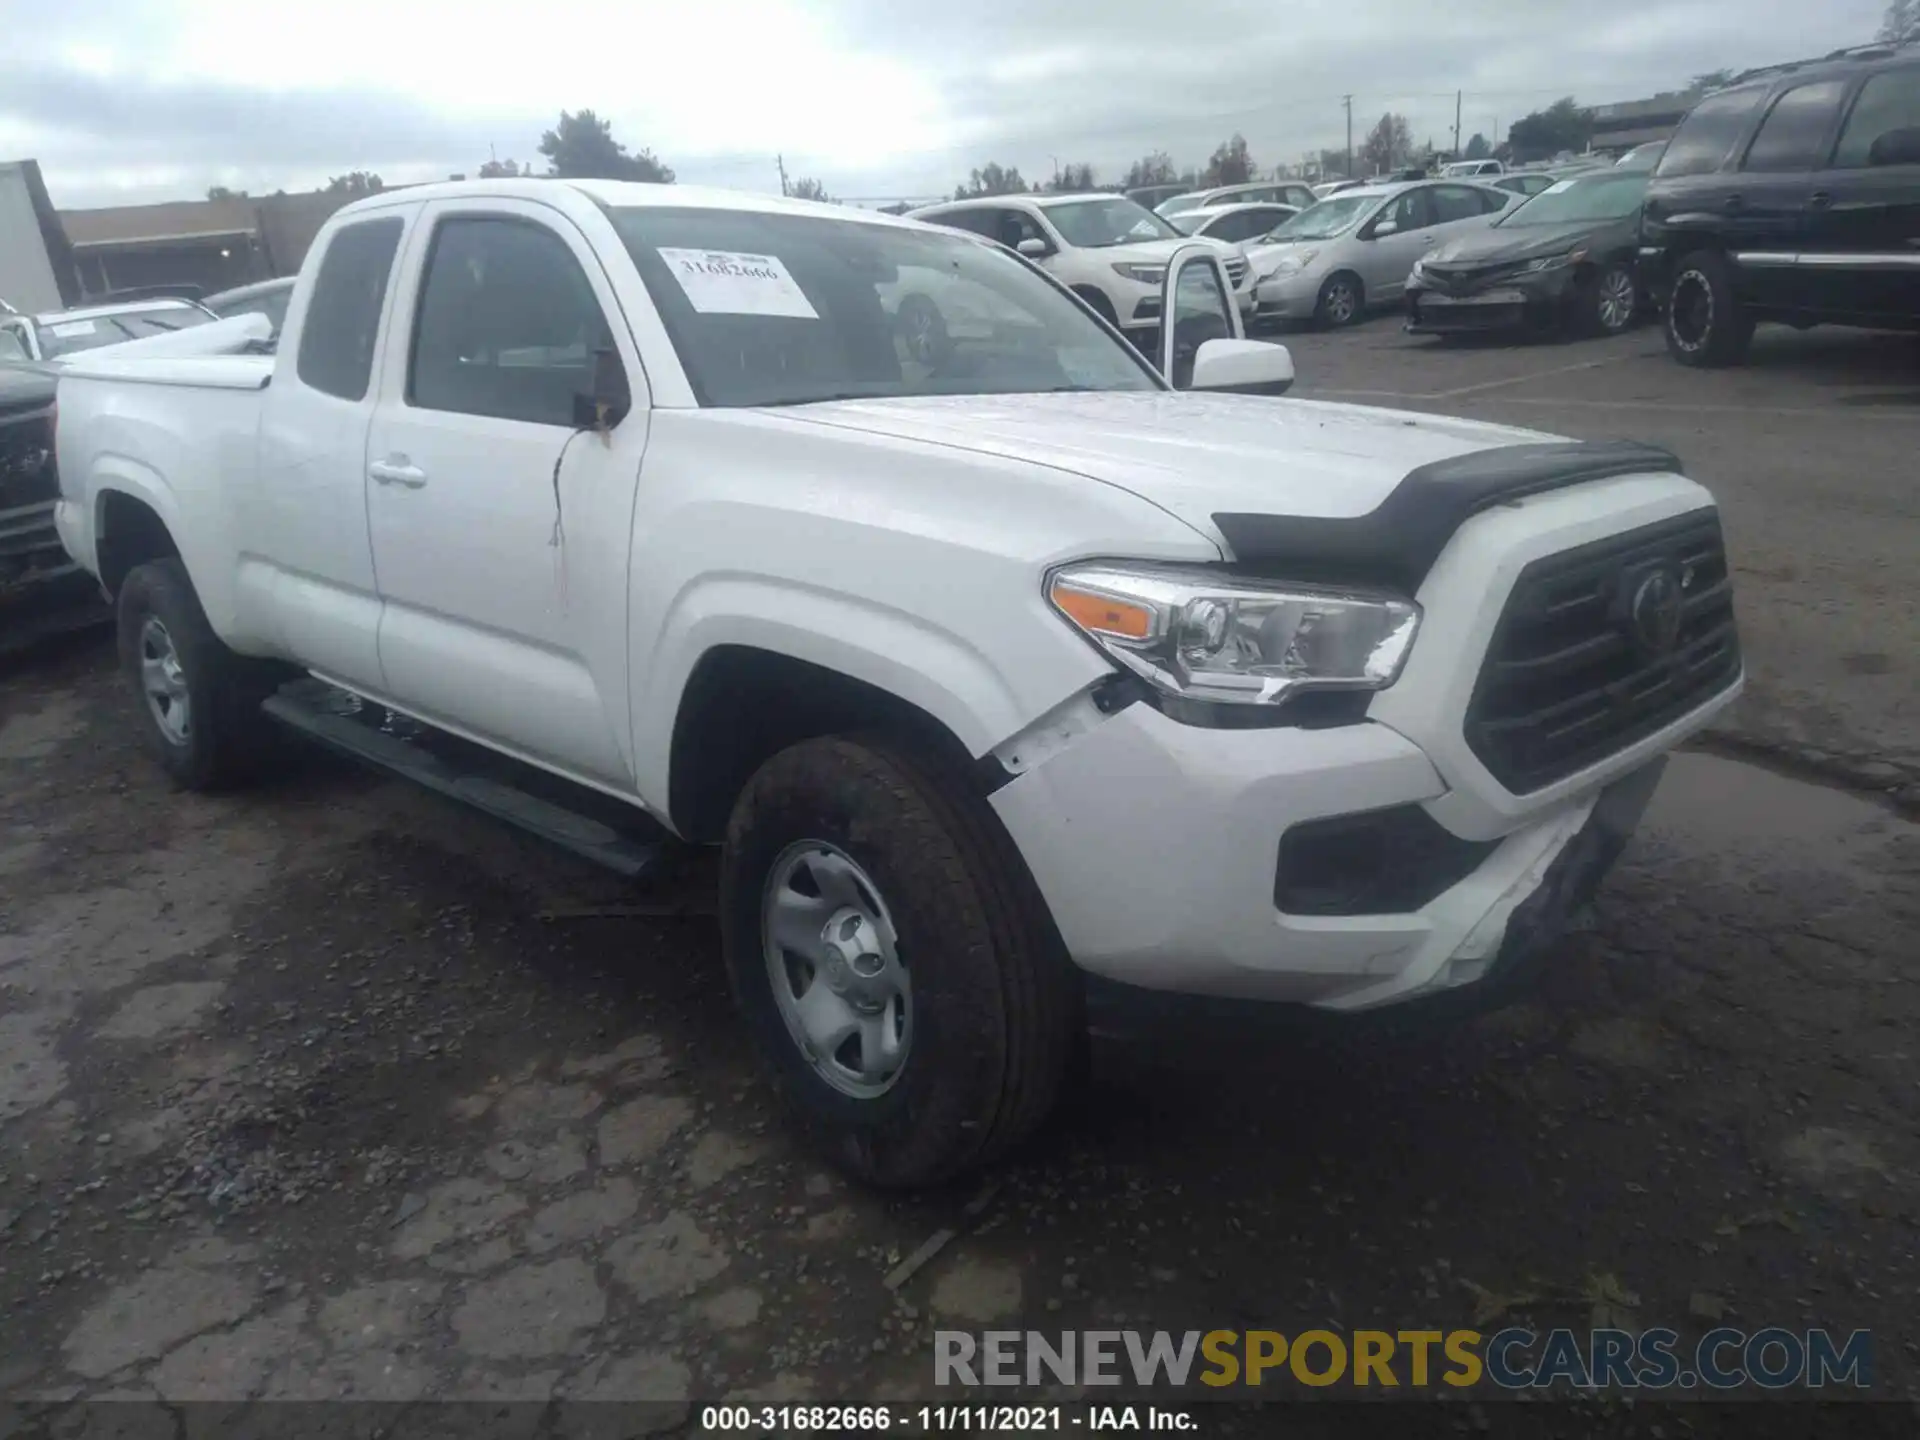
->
[[1167, 259, 1232, 389], [409, 216, 625, 427], [1383, 189, 1431, 231], [993, 210, 1047, 251]]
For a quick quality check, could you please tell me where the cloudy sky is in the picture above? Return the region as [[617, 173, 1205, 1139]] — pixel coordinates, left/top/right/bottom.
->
[[0, 0, 1892, 211]]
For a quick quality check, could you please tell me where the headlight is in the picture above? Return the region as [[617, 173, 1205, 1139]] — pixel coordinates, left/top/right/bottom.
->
[[1265, 248, 1318, 276], [1524, 246, 1587, 272], [1048, 563, 1420, 710], [1111, 263, 1166, 284]]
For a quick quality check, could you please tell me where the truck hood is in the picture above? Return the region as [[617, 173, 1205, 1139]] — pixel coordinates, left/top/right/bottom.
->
[[1424, 217, 1633, 267], [768, 391, 1562, 539]]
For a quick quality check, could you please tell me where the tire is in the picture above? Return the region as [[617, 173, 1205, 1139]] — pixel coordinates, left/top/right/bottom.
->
[[1583, 262, 1640, 337], [720, 735, 1078, 1188], [1314, 272, 1364, 329], [1072, 286, 1120, 329], [116, 558, 285, 790], [894, 294, 952, 368], [1664, 250, 1753, 367]]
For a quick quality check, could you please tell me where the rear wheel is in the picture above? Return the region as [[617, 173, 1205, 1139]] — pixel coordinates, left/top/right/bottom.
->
[[116, 559, 285, 790], [720, 735, 1078, 1188], [1315, 272, 1364, 328], [1664, 250, 1753, 367]]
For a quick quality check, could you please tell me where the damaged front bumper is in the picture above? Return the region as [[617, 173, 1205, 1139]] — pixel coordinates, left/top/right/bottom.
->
[[2, 499, 106, 656]]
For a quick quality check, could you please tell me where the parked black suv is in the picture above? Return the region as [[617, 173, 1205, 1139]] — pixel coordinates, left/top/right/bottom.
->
[[1639, 42, 1920, 366]]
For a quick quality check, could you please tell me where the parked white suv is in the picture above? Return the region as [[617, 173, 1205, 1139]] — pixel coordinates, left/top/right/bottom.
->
[[909, 193, 1255, 341], [1442, 159, 1506, 179], [52, 181, 1741, 1187]]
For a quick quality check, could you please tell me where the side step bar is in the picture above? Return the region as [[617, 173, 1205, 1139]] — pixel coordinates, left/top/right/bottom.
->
[[262, 680, 674, 878]]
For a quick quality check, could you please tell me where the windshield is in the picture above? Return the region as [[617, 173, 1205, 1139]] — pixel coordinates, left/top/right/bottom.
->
[[1268, 194, 1377, 241], [1042, 198, 1181, 248], [37, 308, 214, 358], [611, 207, 1160, 408], [1497, 173, 1648, 226]]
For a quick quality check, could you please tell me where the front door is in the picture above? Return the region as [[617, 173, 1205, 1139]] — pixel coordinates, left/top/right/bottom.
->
[[364, 199, 651, 787], [1726, 77, 1850, 314], [1805, 65, 1920, 323], [1357, 188, 1436, 300]]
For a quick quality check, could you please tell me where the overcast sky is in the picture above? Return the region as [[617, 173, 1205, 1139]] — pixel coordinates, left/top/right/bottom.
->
[[0, 0, 1892, 211]]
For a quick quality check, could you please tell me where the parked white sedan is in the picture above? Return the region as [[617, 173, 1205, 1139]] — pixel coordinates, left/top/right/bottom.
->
[[1245, 180, 1515, 328]]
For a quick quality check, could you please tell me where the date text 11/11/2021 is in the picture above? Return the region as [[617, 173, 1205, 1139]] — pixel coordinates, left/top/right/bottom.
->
[[698, 1405, 1199, 1431]]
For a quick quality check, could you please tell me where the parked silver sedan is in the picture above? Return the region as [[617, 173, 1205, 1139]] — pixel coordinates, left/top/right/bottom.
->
[[1244, 180, 1515, 328]]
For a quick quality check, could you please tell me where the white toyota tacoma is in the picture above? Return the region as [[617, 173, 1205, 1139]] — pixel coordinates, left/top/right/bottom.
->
[[53, 181, 1742, 1186]]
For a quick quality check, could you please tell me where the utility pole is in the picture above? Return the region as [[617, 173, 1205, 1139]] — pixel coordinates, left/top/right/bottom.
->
[[776, 154, 789, 197], [1343, 94, 1353, 179], [1454, 90, 1462, 159]]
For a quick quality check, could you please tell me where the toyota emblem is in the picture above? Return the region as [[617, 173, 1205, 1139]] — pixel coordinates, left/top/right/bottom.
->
[[1629, 567, 1684, 655]]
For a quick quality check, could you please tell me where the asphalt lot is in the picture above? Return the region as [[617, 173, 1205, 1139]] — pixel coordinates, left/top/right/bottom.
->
[[2, 318, 1917, 1433]]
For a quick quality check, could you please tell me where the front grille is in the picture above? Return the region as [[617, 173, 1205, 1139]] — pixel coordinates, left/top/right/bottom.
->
[[1465, 511, 1740, 794], [1222, 256, 1250, 287], [1423, 260, 1526, 294], [0, 408, 58, 512]]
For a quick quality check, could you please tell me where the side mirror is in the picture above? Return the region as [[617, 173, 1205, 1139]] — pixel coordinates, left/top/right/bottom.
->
[[572, 346, 631, 432], [1188, 338, 1294, 397], [1868, 127, 1920, 167], [1016, 237, 1052, 259], [1369, 219, 1398, 238]]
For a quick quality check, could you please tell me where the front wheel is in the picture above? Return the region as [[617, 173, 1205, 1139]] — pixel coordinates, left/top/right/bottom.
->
[[720, 736, 1078, 1188], [1664, 250, 1753, 366], [1315, 273, 1364, 328], [1586, 262, 1640, 337]]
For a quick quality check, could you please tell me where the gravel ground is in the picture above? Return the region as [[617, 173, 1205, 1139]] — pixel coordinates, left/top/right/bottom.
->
[[2, 323, 1917, 1434]]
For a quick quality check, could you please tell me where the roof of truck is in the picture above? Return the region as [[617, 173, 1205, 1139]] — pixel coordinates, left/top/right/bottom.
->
[[334, 178, 919, 231]]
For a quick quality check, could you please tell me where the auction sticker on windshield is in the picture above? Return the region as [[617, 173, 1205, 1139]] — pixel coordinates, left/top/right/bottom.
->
[[50, 319, 98, 337], [1540, 180, 1577, 195], [657, 248, 818, 318]]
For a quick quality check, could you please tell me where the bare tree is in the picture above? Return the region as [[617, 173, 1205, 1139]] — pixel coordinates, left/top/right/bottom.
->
[[478, 157, 526, 178], [1880, 0, 1917, 42], [1045, 162, 1097, 193], [1121, 152, 1179, 189], [1359, 114, 1413, 174], [1202, 134, 1256, 186], [953, 163, 1029, 199], [788, 177, 834, 203]]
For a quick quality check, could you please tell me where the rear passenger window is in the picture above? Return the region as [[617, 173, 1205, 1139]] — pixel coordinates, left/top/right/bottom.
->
[[1655, 87, 1769, 178], [296, 218, 403, 402], [1742, 80, 1848, 172], [1833, 68, 1920, 168], [408, 217, 622, 428], [1430, 185, 1487, 222]]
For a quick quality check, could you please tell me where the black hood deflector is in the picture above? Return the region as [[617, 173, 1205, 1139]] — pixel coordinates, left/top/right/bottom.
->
[[1213, 439, 1683, 593]]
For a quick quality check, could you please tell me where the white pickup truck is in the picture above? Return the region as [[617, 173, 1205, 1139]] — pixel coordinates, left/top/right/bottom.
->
[[54, 180, 1742, 1186]]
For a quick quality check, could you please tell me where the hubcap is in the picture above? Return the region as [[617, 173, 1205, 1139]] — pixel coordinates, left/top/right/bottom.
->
[[1599, 271, 1634, 331], [762, 842, 910, 1099], [904, 307, 938, 363], [138, 617, 191, 746], [1670, 270, 1712, 351], [1327, 284, 1356, 323]]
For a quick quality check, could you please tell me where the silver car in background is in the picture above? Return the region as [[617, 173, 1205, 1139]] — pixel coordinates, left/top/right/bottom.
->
[[1243, 180, 1515, 328]]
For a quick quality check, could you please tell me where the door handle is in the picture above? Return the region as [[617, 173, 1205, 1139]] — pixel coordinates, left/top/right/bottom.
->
[[369, 458, 427, 489], [1724, 195, 1746, 212], [1809, 191, 1833, 210]]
